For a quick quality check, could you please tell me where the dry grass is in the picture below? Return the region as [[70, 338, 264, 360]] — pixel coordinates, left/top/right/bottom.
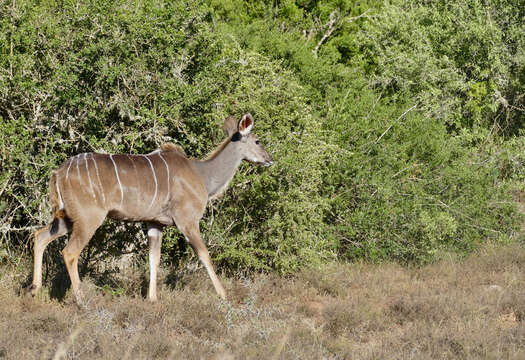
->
[[1, 244, 525, 359]]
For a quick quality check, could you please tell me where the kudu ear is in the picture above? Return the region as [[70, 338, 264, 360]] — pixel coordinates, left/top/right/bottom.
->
[[222, 116, 238, 137], [238, 113, 254, 136]]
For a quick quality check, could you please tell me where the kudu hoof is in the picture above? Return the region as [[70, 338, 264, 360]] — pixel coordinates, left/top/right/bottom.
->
[[74, 297, 88, 310], [26, 284, 39, 298], [71, 289, 88, 309]]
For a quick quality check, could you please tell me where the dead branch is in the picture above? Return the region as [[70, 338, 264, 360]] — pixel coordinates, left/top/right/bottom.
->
[[313, 10, 371, 57], [313, 10, 339, 57]]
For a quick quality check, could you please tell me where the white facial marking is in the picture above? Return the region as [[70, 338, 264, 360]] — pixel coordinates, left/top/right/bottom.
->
[[84, 153, 96, 200], [157, 152, 170, 203], [110, 154, 124, 208], [143, 155, 158, 210], [92, 154, 106, 205]]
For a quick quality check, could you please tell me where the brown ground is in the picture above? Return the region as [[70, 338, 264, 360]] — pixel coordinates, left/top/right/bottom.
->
[[1, 244, 524, 359]]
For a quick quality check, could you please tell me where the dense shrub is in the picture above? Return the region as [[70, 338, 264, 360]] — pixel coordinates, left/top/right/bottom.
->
[[358, 0, 525, 136], [0, 0, 522, 273]]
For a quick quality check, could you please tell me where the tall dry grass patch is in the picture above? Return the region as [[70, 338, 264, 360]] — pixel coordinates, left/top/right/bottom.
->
[[1, 244, 524, 359]]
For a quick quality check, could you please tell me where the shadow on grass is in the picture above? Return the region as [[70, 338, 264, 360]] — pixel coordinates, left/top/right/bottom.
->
[[21, 225, 193, 302], [49, 267, 70, 301], [164, 271, 184, 291]]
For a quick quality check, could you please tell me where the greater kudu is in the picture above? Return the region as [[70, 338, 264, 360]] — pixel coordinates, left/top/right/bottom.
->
[[30, 113, 272, 303]]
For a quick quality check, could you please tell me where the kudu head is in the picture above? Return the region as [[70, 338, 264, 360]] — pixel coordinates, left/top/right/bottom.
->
[[223, 113, 273, 166]]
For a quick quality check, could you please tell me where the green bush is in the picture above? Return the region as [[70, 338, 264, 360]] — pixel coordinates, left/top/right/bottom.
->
[[0, 0, 522, 275], [323, 95, 519, 263], [357, 0, 525, 136]]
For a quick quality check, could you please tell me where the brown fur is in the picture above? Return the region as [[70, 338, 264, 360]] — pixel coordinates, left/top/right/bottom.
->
[[204, 137, 232, 161], [160, 143, 186, 155], [222, 116, 238, 136]]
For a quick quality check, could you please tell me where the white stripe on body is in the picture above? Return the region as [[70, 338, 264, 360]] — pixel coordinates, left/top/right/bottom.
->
[[125, 155, 137, 174], [84, 153, 96, 200], [157, 152, 170, 203], [125, 155, 139, 185], [65, 157, 74, 181], [91, 154, 106, 205], [142, 155, 158, 210], [110, 154, 124, 208], [76, 154, 81, 183]]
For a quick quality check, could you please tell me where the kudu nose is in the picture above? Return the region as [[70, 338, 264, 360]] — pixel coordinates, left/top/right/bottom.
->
[[263, 152, 273, 167]]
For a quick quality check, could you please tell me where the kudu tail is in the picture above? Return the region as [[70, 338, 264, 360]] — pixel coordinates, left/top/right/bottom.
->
[[47, 170, 67, 236]]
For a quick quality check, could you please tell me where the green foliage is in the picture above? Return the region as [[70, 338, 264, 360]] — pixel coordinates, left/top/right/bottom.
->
[[358, 0, 525, 135], [321, 87, 517, 263], [0, 0, 522, 274]]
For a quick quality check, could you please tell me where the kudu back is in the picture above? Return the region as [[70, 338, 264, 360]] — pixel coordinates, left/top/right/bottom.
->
[[30, 113, 272, 303]]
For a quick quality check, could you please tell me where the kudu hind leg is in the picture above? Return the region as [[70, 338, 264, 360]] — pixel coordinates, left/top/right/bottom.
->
[[147, 224, 163, 302], [31, 218, 71, 296], [182, 224, 226, 300], [61, 215, 105, 304]]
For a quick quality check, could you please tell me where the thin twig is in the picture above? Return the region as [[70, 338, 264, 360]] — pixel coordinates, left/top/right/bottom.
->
[[435, 199, 501, 234], [0, 178, 9, 198], [375, 103, 418, 144], [0, 225, 39, 233], [366, 87, 384, 120], [391, 163, 418, 178]]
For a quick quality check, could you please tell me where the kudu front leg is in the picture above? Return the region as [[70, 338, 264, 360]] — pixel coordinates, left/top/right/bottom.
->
[[147, 224, 163, 302], [183, 225, 226, 300]]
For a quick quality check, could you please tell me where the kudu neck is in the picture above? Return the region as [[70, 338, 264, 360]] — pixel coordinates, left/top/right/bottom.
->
[[192, 140, 243, 200]]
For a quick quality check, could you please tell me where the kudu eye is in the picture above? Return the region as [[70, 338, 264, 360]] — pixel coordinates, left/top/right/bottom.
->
[[255, 140, 260, 145]]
